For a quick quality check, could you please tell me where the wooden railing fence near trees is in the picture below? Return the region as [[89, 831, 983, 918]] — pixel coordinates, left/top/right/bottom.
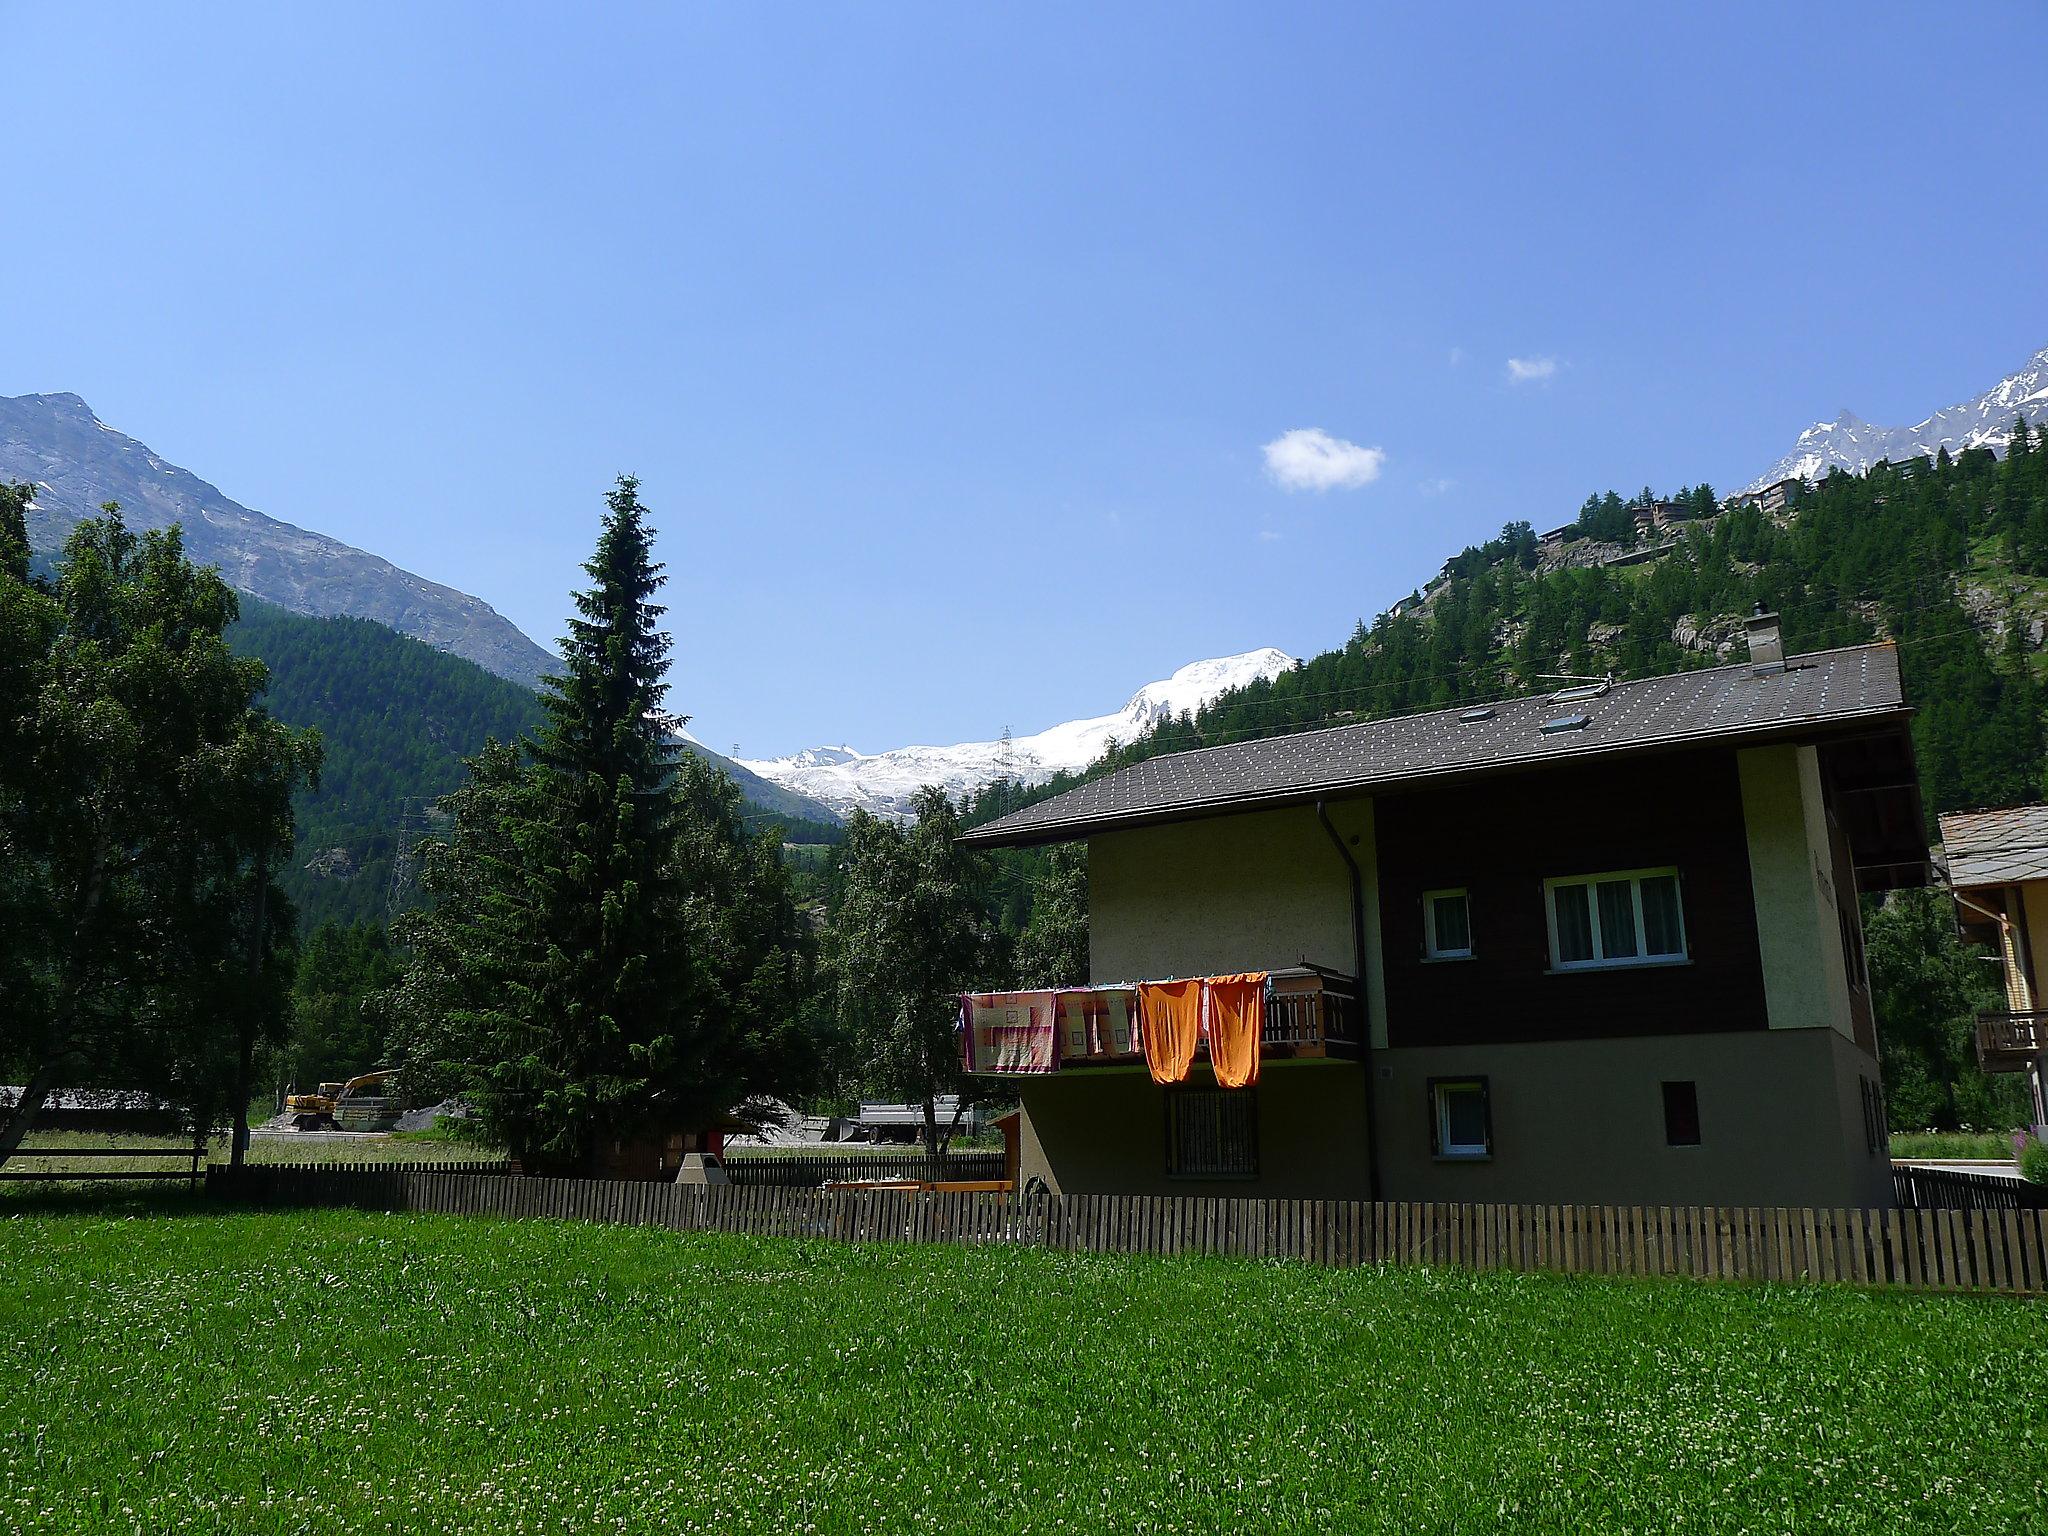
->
[[208, 1165, 2048, 1296], [722, 1151, 1004, 1187]]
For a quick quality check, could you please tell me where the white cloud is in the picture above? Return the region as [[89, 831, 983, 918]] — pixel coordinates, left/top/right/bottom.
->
[[1506, 355, 1559, 385], [1261, 427, 1386, 492], [1258, 528, 1283, 542], [1419, 477, 1455, 497], [1447, 346, 1466, 367]]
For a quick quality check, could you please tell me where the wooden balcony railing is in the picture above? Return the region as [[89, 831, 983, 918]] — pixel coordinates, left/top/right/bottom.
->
[[1263, 965, 1361, 1059], [1975, 1011, 2046, 1074]]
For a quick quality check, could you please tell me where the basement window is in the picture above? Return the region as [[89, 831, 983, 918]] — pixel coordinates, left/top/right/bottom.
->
[[1429, 1077, 1491, 1160], [1165, 1089, 1259, 1179], [1422, 888, 1473, 960], [1544, 868, 1687, 971], [1662, 1081, 1702, 1147]]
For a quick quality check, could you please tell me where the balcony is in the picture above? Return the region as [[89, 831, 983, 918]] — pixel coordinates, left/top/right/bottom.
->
[[1049, 964, 1362, 1070], [1976, 1011, 2046, 1074]]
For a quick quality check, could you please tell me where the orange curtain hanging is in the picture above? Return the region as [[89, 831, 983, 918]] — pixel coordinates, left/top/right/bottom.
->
[[1205, 973, 1268, 1089], [1137, 979, 1203, 1085]]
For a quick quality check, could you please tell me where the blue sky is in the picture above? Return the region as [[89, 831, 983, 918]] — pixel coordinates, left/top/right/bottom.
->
[[5, 3, 2046, 756]]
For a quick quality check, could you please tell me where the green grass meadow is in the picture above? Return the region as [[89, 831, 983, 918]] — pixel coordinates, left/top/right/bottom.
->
[[1888, 1130, 2026, 1162], [2, 1197, 2045, 1535]]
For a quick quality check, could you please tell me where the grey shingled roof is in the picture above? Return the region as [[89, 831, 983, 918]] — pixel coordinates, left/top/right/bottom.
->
[[1939, 805, 2048, 889], [963, 642, 1908, 847]]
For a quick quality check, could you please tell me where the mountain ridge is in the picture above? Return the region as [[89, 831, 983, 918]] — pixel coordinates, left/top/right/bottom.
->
[[1745, 344, 2048, 490], [2, 390, 558, 688]]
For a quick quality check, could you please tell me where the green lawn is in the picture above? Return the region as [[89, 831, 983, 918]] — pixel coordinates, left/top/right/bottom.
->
[[1889, 1130, 2025, 1162], [5, 1203, 2046, 1532], [7, 1128, 501, 1176]]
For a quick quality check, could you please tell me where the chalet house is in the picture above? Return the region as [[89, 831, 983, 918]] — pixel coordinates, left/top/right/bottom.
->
[[1938, 805, 2048, 1132], [1722, 479, 1803, 516], [961, 612, 1927, 1208], [1757, 478, 1801, 514]]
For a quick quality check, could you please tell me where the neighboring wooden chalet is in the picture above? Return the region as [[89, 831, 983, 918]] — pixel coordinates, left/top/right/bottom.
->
[[1939, 804, 2048, 1132], [961, 612, 1927, 1208], [1724, 477, 1803, 516]]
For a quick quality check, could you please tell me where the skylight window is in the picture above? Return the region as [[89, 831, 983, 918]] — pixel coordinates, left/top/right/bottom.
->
[[1546, 677, 1612, 704]]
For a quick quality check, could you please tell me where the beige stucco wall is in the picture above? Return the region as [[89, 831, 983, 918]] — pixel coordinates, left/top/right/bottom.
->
[[1374, 1027, 1891, 1207], [1018, 1029, 1889, 1208], [2015, 884, 2048, 1010], [1016, 1063, 1373, 1199], [1087, 799, 1387, 1044], [1738, 744, 1856, 1040]]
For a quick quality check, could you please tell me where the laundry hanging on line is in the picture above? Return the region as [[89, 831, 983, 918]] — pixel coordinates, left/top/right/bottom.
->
[[1058, 986, 1139, 1058], [959, 973, 1276, 1083], [1204, 972, 1268, 1089], [958, 991, 1059, 1074]]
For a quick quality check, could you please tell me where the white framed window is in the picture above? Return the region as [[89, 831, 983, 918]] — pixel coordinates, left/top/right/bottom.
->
[[1422, 887, 1473, 960], [1543, 867, 1687, 971], [1429, 1077, 1491, 1160]]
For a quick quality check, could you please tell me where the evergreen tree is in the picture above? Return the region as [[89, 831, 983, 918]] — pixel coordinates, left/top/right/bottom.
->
[[1015, 842, 1088, 987], [1865, 889, 2030, 1131], [0, 482, 30, 582], [392, 478, 815, 1169], [286, 922, 402, 1091]]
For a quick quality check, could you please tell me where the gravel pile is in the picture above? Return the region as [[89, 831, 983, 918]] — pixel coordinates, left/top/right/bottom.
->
[[393, 1098, 467, 1133]]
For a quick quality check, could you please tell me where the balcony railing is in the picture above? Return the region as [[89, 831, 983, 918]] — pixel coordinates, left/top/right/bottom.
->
[[1053, 964, 1361, 1069], [1975, 1011, 2046, 1074]]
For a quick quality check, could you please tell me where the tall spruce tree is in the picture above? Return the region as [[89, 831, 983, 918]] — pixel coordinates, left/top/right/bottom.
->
[[393, 477, 815, 1169]]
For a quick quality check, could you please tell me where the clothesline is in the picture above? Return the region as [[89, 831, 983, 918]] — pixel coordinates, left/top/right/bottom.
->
[[958, 973, 1272, 1088]]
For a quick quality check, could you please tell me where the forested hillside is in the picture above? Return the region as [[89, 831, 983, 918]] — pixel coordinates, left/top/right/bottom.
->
[[228, 604, 545, 928], [230, 603, 845, 930], [968, 425, 2048, 831]]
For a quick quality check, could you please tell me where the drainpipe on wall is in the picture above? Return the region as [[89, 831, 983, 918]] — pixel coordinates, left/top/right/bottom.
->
[[1316, 798, 1383, 1202]]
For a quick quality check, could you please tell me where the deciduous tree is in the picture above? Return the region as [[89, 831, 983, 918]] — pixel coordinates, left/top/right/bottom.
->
[[0, 501, 319, 1168]]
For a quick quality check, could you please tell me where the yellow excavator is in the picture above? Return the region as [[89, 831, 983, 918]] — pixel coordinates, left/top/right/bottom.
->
[[285, 1070, 401, 1132]]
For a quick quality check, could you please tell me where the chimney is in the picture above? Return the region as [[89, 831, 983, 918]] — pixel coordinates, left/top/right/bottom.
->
[[1745, 603, 1785, 675]]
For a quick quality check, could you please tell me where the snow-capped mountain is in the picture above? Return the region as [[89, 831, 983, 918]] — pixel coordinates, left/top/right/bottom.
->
[[739, 648, 1296, 821], [1744, 345, 2048, 491]]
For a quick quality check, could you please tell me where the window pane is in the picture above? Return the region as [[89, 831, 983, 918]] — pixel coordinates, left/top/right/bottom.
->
[[1444, 1086, 1488, 1152], [1640, 875, 1683, 956], [1596, 880, 1638, 958], [1431, 893, 1470, 954], [1552, 883, 1594, 963]]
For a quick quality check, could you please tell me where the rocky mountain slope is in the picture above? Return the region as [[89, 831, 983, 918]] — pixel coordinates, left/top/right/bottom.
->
[[2, 391, 557, 687], [2, 390, 844, 829], [740, 648, 1295, 820], [1745, 344, 2048, 491]]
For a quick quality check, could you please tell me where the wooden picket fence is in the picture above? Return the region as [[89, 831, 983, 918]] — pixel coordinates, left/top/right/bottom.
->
[[208, 1163, 2048, 1295], [722, 1151, 1006, 1187]]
